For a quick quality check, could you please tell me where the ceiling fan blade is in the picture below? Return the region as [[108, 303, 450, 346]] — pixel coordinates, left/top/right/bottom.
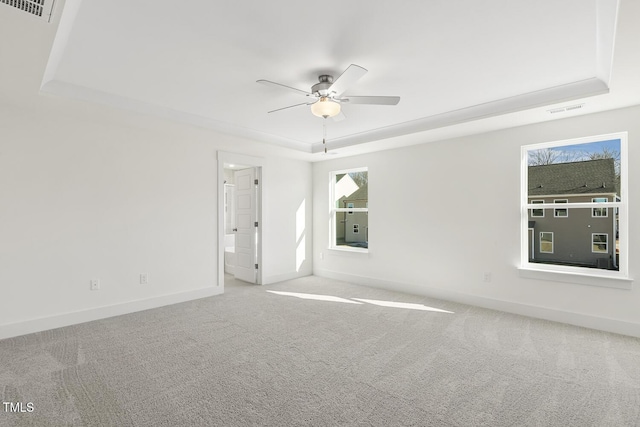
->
[[267, 102, 313, 114], [257, 79, 313, 97], [341, 96, 400, 105], [332, 111, 346, 122], [327, 64, 367, 97]]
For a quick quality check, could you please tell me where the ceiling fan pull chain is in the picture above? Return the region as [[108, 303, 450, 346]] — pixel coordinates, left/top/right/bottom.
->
[[323, 117, 328, 153]]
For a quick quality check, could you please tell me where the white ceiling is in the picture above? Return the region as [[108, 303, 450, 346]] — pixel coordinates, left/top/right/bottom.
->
[[5, 0, 640, 158]]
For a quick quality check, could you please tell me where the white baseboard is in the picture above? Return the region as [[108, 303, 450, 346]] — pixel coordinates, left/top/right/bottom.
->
[[314, 268, 640, 338], [0, 286, 223, 340]]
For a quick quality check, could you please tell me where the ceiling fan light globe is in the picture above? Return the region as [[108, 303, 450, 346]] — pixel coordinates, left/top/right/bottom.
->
[[311, 97, 341, 118]]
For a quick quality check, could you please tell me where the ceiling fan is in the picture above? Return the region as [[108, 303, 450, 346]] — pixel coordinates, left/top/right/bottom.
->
[[257, 64, 400, 120]]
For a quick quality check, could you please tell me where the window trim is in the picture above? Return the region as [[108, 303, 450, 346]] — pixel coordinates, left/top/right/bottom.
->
[[330, 167, 369, 253], [591, 197, 609, 218], [530, 199, 544, 217], [591, 233, 608, 253], [520, 132, 630, 284], [553, 199, 568, 218], [539, 232, 554, 253]]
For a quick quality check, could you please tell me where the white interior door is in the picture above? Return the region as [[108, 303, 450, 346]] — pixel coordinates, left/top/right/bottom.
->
[[234, 168, 257, 283]]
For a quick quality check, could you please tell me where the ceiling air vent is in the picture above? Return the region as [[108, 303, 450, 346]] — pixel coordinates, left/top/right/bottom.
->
[[1, 0, 56, 22], [547, 103, 585, 114]]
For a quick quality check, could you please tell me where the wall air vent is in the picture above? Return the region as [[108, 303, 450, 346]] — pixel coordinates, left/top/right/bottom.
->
[[0, 0, 56, 22], [547, 103, 585, 114]]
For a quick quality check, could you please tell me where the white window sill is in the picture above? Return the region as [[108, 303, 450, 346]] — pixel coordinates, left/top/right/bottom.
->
[[329, 246, 369, 255], [518, 264, 632, 290]]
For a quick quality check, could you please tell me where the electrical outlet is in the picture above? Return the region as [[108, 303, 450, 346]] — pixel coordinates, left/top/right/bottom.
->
[[320, 252, 324, 260], [140, 273, 148, 285], [483, 272, 492, 283], [90, 279, 100, 290]]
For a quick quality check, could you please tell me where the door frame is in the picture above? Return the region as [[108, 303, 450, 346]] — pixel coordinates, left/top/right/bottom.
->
[[217, 151, 264, 288]]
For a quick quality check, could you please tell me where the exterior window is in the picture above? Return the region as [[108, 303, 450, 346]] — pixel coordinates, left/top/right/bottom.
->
[[530, 200, 544, 217], [592, 234, 608, 253], [522, 132, 627, 278], [592, 197, 608, 217], [540, 231, 553, 254], [554, 199, 568, 217], [540, 232, 554, 253], [330, 168, 368, 251]]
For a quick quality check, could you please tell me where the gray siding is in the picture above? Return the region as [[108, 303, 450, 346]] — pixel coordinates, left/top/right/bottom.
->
[[342, 200, 368, 244], [528, 195, 616, 268]]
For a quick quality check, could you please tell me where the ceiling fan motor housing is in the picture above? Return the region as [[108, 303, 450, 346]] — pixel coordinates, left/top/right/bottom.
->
[[311, 75, 334, 96]]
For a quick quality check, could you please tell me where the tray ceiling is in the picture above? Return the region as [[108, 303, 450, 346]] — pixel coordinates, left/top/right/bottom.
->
[[41, 0, 623, 155]]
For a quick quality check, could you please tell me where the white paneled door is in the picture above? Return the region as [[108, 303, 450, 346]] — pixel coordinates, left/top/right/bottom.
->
[[234, 168, 257, 283]]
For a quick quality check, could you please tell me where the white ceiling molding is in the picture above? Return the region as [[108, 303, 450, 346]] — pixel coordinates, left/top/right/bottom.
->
[[312, 78, 609, 153], [596, 0, 620, 85], [40, 0, 82, 84], [40, 80, 314, 153], [37, 0, 627, 157]]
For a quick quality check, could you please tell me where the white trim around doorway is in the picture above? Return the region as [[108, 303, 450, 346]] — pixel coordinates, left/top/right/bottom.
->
[[217, 151, 264, 289]]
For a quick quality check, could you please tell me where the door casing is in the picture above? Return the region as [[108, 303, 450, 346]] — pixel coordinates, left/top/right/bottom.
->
[[217, 151, 263, 288]]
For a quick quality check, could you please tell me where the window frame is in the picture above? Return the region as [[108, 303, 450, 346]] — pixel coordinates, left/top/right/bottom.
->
[[591, 233, 608, 253], [330, 167, 369, 253], [591, 197, 608, 217], [520, 132, 630, 286], [553, 199, 568, 218], [530, 199, 544, 217], [540, 232, 554, 253]]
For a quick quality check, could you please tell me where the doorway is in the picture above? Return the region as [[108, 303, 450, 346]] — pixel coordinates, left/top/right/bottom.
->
[[217, 152, 263, 290]]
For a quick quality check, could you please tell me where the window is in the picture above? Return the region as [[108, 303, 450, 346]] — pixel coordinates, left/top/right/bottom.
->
[[592, 233, 608, 253], [530, 200, 544, 217], [540, 232, 554, 253], [553, 199, 568, 217], [521, 132, 627, 281], [330, 168, 368, 251], [592, 197, 608, 217]]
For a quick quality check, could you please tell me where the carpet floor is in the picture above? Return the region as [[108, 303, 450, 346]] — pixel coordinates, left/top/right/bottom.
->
[[1, 275, 640, 426]]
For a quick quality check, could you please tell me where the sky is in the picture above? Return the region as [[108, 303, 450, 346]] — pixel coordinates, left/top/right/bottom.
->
[[552, 138, 620, 154], [529, 138, 621, 166]]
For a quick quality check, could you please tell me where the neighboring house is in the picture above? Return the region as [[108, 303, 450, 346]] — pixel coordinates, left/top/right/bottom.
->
[[528, 158, 618, 269], [338, 183, 368, 246]]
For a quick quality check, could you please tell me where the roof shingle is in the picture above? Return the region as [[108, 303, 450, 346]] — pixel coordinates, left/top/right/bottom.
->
[[528, 158, 617, 196]]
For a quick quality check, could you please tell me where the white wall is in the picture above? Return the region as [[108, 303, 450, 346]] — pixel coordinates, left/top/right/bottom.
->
[[0, 99, 312, 339], [262, 158, 313, 284], [313, 105, 640, 337]]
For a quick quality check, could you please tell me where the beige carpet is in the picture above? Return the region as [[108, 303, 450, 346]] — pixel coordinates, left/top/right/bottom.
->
[[1, 275, 640, 426]]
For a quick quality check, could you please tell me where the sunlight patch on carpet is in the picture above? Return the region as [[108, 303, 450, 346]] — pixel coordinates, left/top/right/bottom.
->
[[266, 290, 362, 304], [266, 291, 454, 313], [351, 298, 454, 313]]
